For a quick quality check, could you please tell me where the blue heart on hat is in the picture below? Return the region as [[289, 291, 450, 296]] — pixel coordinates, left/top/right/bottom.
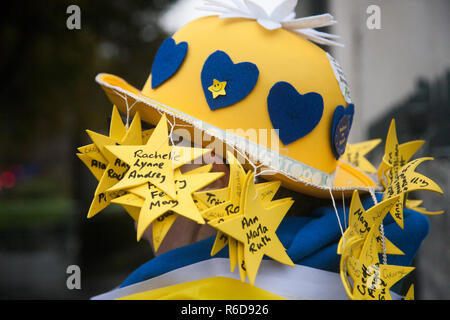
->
[[201, 50, 259, 111], [151, 37, 188, 89], [331, 103, 355, 159], [267, 81, 324, 146]]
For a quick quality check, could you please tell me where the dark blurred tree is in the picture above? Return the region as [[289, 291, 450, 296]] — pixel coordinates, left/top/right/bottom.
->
[[0, 0, 175, 164], [0, 0, 177, 297]]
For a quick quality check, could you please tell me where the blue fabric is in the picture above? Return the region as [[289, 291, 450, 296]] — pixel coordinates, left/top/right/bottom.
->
[[331, 104, 354, 159], [151, 37, 188, 89], [120, 193, 429, 288], [267, 81, 324, 146], [201, 50, 259, 111]]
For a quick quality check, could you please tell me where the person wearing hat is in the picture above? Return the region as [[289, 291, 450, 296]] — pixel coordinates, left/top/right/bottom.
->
[[83, 0, 442, 300]]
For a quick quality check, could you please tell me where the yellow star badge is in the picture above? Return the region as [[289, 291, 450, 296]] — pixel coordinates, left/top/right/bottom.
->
[[105, 114, 211, 199], [208, 79, 227, 99], [209, 172, 294, 285], [343, 139, 381, 174]]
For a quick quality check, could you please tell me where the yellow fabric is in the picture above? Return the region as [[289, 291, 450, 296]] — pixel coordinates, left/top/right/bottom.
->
[[118, 276, 285, 300]]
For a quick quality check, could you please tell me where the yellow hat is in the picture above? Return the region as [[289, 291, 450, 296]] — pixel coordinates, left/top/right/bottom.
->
[[95, 3, 379, 198]]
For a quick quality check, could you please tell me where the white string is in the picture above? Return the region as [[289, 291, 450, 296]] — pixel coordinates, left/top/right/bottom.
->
[[111, 88, 138, 129], [329, 187, 345, 241], [341, 191, 347, 231]]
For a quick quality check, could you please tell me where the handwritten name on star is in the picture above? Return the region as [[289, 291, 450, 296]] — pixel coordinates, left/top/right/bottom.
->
[[146, 184, 178, 210], [132, 149, 179, 170], [205, 192, 226, 206], [241, 216, 272, 254], [124, 150, 179, 184]]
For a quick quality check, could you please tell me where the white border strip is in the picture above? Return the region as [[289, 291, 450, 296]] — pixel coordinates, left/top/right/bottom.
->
[[92, 258, 349, 300]]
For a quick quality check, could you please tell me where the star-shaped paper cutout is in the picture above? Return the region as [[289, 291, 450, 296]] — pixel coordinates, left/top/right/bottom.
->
[[77, 153, 107, 181], [77, 152, 140, 221], [105, 114, 211, 199], [341, 227, 415, 300], [112, 165, 221, 250], [337, 190, 403, 257], [209, 172, 294, 285], [77, 105, 125, 164], [77, 107, 143, 221], [127, 167, 224, 242], [377, 119, 424, 187], [194, 152, 248, 276], [343, 139, 381, 174], [405, 199, 444, 216], [194, 152, 282, 279], [383, 157, 443, 228], [85, 110, 143, 218], [208, 79, 227, 99], [112, 190, 179, 250], [197, 152, 247, 260], [78, 144, 108, 164], [404, 284, 415, 300]]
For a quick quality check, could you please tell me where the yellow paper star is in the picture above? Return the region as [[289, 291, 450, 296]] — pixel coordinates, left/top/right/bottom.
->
[[337, 190, 403, 256], [194, 153, 247, 277], [112, 190, 180, 249], [76, 155, 140, 221], [105, 114, 211, 199], [343, 139, 381, 174], [377, 119, 424, 186], [209, 172, 294, 285], [76, 109, 143, 222], [77, 153, 107, 181], [85, 111, 143, 218], [194, 152, 282, 279], [77, 105, 125, 164], [404, 284, 415, 300], [127, 168, 224, 243], [208, 79, 227, 99], [405, 199, 444, 216], [197, 152, 247, 261], [77, 144, 108, 164], [383, 157, 443, 228], [341, 227, 414, 300], [113, 165, 219, 249]]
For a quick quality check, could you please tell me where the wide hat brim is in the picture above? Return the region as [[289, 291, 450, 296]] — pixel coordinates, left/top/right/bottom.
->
[[95, 73, 381, 199]]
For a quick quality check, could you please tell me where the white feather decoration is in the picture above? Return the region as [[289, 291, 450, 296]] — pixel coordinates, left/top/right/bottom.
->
[[196, 0, 343, 47]]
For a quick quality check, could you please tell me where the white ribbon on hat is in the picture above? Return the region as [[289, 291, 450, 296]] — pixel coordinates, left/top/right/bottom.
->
[[197, 0, 343, 47]]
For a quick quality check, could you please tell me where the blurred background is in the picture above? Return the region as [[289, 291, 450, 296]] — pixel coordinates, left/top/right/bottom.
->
[[0, 0, 448, 299]]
